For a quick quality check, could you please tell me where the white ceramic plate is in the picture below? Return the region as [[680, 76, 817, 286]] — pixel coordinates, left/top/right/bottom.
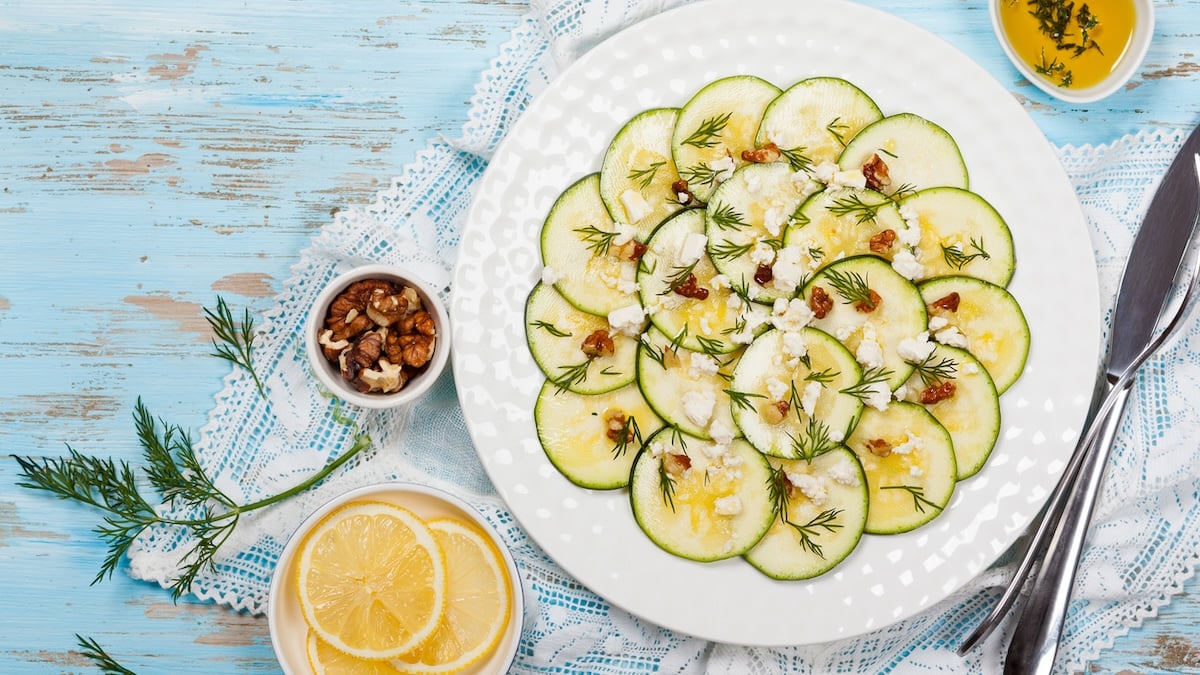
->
[[451, 0, 1100, 646]]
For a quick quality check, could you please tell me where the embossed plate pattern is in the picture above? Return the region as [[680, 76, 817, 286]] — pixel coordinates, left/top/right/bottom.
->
[[451, 0, 1100, 645]]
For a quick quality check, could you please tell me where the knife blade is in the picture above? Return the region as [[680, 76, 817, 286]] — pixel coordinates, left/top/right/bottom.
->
[[1003, 127, 1200, 675]]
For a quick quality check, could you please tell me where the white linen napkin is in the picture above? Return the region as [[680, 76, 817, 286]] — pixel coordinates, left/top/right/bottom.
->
[[126, 1, 1200, 673]]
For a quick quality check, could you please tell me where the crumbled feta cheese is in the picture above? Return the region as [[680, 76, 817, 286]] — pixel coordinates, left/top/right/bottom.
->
[[897, 223, 922, 248], [710, 274, 731, 290], [613, 221, 637, 247], [811, 161, 838, 184], [745, 170, 764, 195], [830, 169, 868, 190], [893, 382, 909, 401], [786, 472, 828, 506], [771, 297, 814, 332], [800, 381, 822, 417], [891, 431, 924, 455], [682, 390, 716, 428], [909, 464, 925, 477], [862, 380, 891, 411], [928, 316, 949, 331], [835, 324, 856, 341], [856, 337, 885, 370], [689, 353, 721, 379], [898, 204, 919, 222], [962, 361, 979, 375], [541, 266, 562, 285], [709, 156, 737, 184], [607, 303, 645, 337], [897, 331, 935, 362], [763, 206, 788, 237], [829, 429, 845, 444], [709, 418, 735, 446], [679, 232, 709, 266], [750, 240, 776, 266], [766, 377, 790, 402], [934, 325, 969, 348], [770, 245, 808, 292], [782, 330, 808, 359], [826, 458, 860, 487], [620, 189, 653, 223], [891, 248, 925, 281], [713, 495, 743, 517], [648, 441, 667, 458]]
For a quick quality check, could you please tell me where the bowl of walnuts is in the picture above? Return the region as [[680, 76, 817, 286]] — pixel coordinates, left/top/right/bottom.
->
[[305, 263, 450, 409]]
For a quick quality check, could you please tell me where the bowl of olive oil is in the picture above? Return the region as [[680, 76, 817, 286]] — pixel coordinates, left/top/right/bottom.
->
[[991, 0, 1153, 103]]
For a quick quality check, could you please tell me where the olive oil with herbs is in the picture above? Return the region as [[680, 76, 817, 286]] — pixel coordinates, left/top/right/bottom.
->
[[998, 0, 1136, 90]]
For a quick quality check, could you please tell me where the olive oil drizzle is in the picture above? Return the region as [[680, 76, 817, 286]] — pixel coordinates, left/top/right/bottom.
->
[[1020, 0, 1103, 87]]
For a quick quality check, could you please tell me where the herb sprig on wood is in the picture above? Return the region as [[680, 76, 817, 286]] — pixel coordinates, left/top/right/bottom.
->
[[204, 296, 265, 398]]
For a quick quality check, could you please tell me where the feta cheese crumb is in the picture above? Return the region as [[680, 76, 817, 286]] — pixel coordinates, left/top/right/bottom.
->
[[620, 189, 653, 223], [862, 379, 891, 411], [682, 390, 716, 428], [541, 266, 563, 285], [781, 330, 808, 359], [897, 331, 935, 362], [785, 472, 828, 506], [962, 361, 980, 375], [763, 206, 788, 237], [856, 337, 885, 370], [689, 353, 721, 379], [934, 325, 969, 348], [613, 221, 637, 247], [679, 232, 709, 266], [765, 377, 789, 402], [750, 240, 776, 266], [928, 315, 949, 331], [897, 223, 922, 248], [607, 303, 645, 337], [800, 381, 822, 417], [891, 248, 925, 281], [826, 458, 861, 487], [709, 418, 736, 446], [771, 297, 814, 332], [713, 495, 743, 517], [770, 245, 809, 292], [891, 431, 924, 455], [830, 169, 868, 190], [709, 156, 737, 184]]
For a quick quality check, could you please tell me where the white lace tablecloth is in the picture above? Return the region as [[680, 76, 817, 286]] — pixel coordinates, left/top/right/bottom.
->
[[126, 1, 1200, 672]]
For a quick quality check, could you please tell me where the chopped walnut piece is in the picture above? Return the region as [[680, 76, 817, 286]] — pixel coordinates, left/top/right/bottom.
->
[[581, 329, 616, 359], [358, 359, 407, 394], [866, 438, 893, 458], [760, 399, 791, 425], [661, 346, 681, 369], [930, 292, 961, 312], [810, 286, 834, 319], [854, 289, 882, 313], [318, 329, 350, 362], [919, 381, 957, 404], [603, 409, 633, 443], [754, 263, 773, 286], [862, 153, 892, 192], [365, 288, 411, 326], [614, 240, 648, 262], [869, 229, 897, 254], [663, 452, 692, 476], [741, 143, 782, 164], [340, 331, 384, 383], [672, 273, 709, 300], [672, 179, 697, 206]]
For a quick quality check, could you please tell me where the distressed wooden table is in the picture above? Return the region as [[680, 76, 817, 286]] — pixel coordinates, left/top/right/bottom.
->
[[2, 1, 1199, 672]]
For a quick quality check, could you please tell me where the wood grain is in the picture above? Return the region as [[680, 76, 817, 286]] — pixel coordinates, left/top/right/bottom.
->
[[2, 0, 1199, 673]]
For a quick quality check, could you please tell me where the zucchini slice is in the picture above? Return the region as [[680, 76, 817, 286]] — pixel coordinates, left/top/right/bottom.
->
[[534, 380, 663, 489], [896, 187, 1016, 287], [899, 343, 1000, 480], [918, 276, 1030, 394], [846, 401, 957, 534], [728, 327, 863, 459], [755, 77, 883, 167], [801, 255, 928, 392], [600, 108, 686, 241], [744, 448, 869, 580], [630, 429, 775, 562], [638, 208, 746, 354], [540, 173, 642, 316], [636, 325, 740, 440], [525, 282, 640, 394], [705, 162, 821, 303], [672, 75, 782, 203], [785, 186, 909, 277], [838, 113, 968, 195]]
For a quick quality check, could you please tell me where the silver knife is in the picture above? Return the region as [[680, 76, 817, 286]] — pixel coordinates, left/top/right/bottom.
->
[[1002, 126, 1200, 674]]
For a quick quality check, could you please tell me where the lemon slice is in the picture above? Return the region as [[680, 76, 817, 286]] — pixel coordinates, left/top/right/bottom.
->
[[296, 501, 447, 660], [305, 629, 400, 675], [391, 518, 513, 674]]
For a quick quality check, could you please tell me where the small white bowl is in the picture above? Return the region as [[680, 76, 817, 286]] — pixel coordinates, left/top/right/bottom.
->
[[989, 0, 1154, 104], [267, 482, 524, 674], [305, 263, 450, 409]]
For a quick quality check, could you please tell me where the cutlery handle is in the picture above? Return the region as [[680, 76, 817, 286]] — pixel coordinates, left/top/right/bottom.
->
[[1003, 379, 1133, 675]]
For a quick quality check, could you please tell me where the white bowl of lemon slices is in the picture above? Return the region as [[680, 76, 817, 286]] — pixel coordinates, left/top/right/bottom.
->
[[267, 482, 523, 674]]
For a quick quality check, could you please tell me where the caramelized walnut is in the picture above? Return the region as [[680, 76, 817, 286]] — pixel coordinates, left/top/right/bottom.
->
[[672, 273, 709, 300], [930, 292, 961, 313], [671, 179, 697, 206], [919, 381, 957, 404], [754, 263, 773, 286], [760, 399, 791, 425], [603, 409, 633, 443], [809, 286, 834, 319], [741, 143, 781, 164], [581, 329, 616, 359], [663, 452, 692, 476], [866, 438, 893, 458], [854, 289, 882, 313], [862, 153, 892, 192], [869, 229, 897, 254]]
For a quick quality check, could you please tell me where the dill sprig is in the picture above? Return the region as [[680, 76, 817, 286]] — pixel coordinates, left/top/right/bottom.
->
[[12, 399, 374, 600], [767, 466, 843, 558], [681, 162, 724, 189], [76, 635, 136, 675], [805, 368, 839, 384], [709, 238, 754, 261], [611, 415, 644, 458], [204, 297, 265, 398], [823, 268, 875, 307], [827, 193, 886, 225], [708, 202, 749, 231], [573, 223, 619, 256], [881, 484, 943, 513], [909, 353, 958, 388], [786, 416, 838, 461], [660, 261, 701, 296], [826, 117, 851, 148], [629, 161, 665, 190], [726, 388, 766, 413], [695, 334, 726, 356], [682, 112, 732, 148], [942, 237, 991, 270], [530, 319, 572, 338], [780, 147, 814, 173], [840, 366, 894, 402]]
